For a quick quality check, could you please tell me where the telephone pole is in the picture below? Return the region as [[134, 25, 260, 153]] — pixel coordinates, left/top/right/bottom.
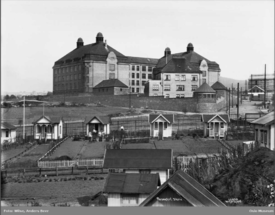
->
[[231, 84, 234, 108], [228, 88, 231, 117], [264, 64, 266, 108]]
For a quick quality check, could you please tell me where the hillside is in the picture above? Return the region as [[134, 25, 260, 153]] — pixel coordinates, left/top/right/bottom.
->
[[219, 76, 246, 90]]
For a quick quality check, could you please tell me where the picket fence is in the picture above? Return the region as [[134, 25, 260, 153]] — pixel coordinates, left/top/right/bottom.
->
[[37, 158, 104, 168]]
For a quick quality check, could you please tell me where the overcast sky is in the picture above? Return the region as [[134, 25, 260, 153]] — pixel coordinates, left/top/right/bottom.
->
[[1, 0, 274, 94]]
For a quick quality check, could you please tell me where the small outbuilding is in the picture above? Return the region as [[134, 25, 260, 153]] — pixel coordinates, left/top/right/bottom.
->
[[201, 114, 230, 138], [1, 122, 17, 144], [103, 149, 173, 185], [93, 79, 129, 95], [103, 173, 161, 207], [33, 115, 64, 141], [139, 170, 226, 207], [149, 114, 174, 139], [86, 116, 110, 136]]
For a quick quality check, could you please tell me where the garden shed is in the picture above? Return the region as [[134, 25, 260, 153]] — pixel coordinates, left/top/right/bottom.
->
[[139, 170, 226, 207], [1, 122, 17, 144], [149, 114, 174, 139], [86, 116, 110, 135]]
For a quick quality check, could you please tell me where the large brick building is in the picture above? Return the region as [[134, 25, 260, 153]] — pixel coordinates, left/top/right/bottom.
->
[[144, 44, 221, 98], [53, 32, 158, 95]]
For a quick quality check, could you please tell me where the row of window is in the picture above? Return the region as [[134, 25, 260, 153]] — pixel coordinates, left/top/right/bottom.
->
[[131, 73, 152, 79], [54, 65, 82, 74], [163, 75, 198, 81], [131, 80, 147, 86], [131, 65, 153, 72], [55, 74, 82, 82], [152, 85, 198, 91], [54, 82, 82, 91]]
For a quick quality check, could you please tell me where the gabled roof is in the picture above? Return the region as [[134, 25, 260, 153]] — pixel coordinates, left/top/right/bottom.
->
[[149, 114, 174, 124], [211, 81, 227, 90], [194, 83, 216, 93], [103, 149, 172, 169], [123, 56, 158, 65], [139, 170, 226, 207], [1, 122, 17, 130], [93, 79, 128, 89], [86, 116, 110, 125], [103, 173, 161, 194], [248, 85, 265, 92], [201, 114, 230, 123], [250, 111, 275, 126], [33, 115, 63, 124]]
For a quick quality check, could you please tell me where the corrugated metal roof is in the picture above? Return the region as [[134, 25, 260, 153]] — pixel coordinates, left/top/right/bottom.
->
[[1, 122, 17, 130], [93, 79, 128, 89], [194, 83, 216, 93], [139, 170, 226, 207], [250, 111, 275, 126], [103, 149, 172, 169], [103, 173, 160, 194]]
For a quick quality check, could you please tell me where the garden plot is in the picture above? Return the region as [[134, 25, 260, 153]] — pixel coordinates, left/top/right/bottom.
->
[[46, 139, 86, 160], [80, 142, 107, 159], [1, 145, 31, 163]]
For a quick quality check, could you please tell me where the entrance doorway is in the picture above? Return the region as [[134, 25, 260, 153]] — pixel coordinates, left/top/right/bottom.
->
[[159, 122, 163, 139]]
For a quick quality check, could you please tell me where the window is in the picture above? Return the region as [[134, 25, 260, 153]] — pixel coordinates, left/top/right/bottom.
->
[[142, 81, 146, 86], [109, 73, 115, 79], [180, 94, 185, 98], [148, 74, 152, 79], [5, 130, 9, 138], [136, 87, 139, 93], [139, 170, 151, 174], [192, 75, 198, 81], [136, 66, 140, 71], [152, 84, 159, 91], [148, 67, 152, 72], [79, 74, 81, 79], [142, 66, 146, 72], [142, 74, 146, 79], [136, 73, 140, 79], [164, 84, 170, 91], [164, 122, 168, 130], [176, 85, 185, 91], [255, 129, 258, 141], [208, 94, 211, 98], [75, 74, 77, 80], [211, 94, 215, 98], [132, 73, 135, 79], [164, 75, 171, 81], [132, 65, 135, 71], [202, 79, 206, 83], [132, 88, 135, 93], [191, 85, 198, 91], [136, 80, 140, 85], [180, 75, 186, 81], [176, 94, 180, 98], [120, 88, 123, 92], [165, 94, 170, 98], [221, 123, 224, 128], [109, 64, 115, 71], [154, 122, 158, 130], [121, 194, 139, 206], [202, 71, 206, 77], [175, 75, 180, 81], [132, 80, 135, 85]]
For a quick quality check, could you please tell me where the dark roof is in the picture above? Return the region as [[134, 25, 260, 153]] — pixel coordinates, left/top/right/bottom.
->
[[86, 116, 110, 125], [103, 173, 161, 194], [122, 56, 159, 65], [93, 79, 128, 89], [250, 111, 275, 126], [77, 38, 83, 42], [103, 149, 172, 169], [139, 170, 226, 207], [211, 81, 227, 90], [201, 114, 230, 123], [165, 47, 171, 51], [33, 115, 62, 124], [155, 51, 220, 74], [149, 114, 174, 124], [187, 43, 193, 48], [194, 83, 216, 93], [1, 122, 17, 130], [97, 32, 103, 37]]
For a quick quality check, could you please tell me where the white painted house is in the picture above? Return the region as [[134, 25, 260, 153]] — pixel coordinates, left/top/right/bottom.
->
[[201, 114, 230, 139], [103, 173, 161, 207], [103, 149, 173, 185], [250, 111, 275, 150], [33, 115, 64, 141], [1, 122, 17, 144], [86, 116, 110, 135], [149, 114, 174, 138]]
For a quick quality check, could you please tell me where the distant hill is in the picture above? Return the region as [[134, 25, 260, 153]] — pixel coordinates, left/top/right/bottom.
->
[[219, 76, 246, 90]]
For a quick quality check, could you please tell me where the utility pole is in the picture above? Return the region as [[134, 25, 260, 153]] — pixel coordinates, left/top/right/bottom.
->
[[237, 83, 240, 140], [228, 88, 231, 117], [129, 87, 131, 110], [23, 96, 25, 141], [264, 64, 266, 108], [240, 87, 242, 104], [231, 84, 234, 108]]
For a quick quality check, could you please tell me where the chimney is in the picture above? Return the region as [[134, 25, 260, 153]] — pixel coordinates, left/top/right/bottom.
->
[[187, 43, 194, 53], [77, 38, 84, 48]]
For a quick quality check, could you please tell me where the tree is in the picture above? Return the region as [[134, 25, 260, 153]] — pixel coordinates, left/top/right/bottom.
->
[[4, 95, 10, 100]]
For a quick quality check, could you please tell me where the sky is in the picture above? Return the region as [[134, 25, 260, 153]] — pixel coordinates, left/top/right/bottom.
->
[[1, 0, 274, 94]]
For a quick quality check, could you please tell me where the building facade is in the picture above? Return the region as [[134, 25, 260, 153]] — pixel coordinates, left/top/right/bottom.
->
[[144, 44, 221, 98], [53, 33, 158, 95], [1, 122, 17, 144]]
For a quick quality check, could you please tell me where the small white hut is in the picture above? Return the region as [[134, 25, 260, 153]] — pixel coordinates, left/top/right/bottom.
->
[[1, 122, 17, 144], [86, 116, 110, 136], [149, 114, 174, 138]]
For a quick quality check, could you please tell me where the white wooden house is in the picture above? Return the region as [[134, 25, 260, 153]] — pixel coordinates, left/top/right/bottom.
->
[[1, 122, 17, 144], [250, 111, 275, 150], [139, 170, 226, 207], [149, 114, 174, 138], [103, 149, 173, 185], [33, 115, 64, 141], [201, 114, 230, 139], [103, 173, 161, 207], [86, 116, 110, 135]]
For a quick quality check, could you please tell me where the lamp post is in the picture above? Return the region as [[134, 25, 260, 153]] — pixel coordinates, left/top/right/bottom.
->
[[129, 87, 131, 110]]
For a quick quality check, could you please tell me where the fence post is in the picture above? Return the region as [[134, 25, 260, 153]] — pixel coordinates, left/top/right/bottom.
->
[[56, 167, 58, 176], [71, 167, 74, 175]]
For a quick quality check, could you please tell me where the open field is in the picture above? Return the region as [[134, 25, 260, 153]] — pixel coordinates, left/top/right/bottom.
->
[[1, 174, 107, 205], [1, 145, 30, 163]]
